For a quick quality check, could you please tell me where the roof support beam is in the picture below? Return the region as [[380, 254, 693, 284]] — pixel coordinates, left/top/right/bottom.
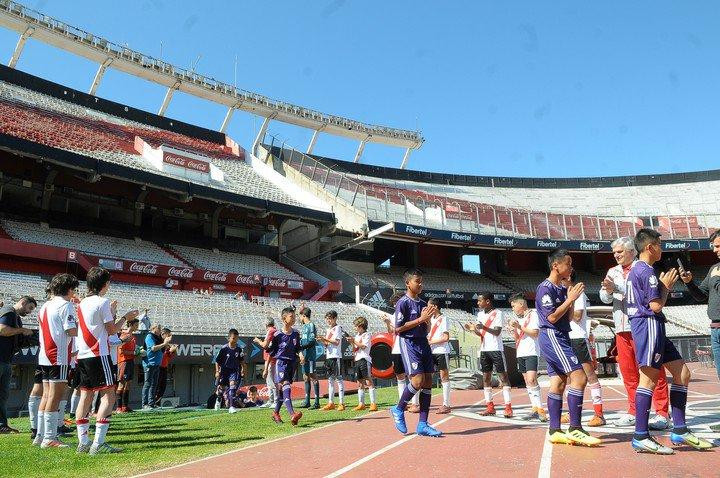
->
[[88, 58, 113, 95], [306, 129, 320, 155], [353, 136, 370, 164], [158, 81, 181, 117], [400, 147, 412, 169], [8, 26, 33, 68], [219, 103, 240, 133], [252, 116, 273, 156]]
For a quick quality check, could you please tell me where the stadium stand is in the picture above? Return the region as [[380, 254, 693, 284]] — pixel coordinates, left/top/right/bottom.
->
[[269, 144, 718, 241], [356, 266, 512, 293], [0, 79, 330, 211], [2, 219, 185, 266], [170, 245, 304, 280]]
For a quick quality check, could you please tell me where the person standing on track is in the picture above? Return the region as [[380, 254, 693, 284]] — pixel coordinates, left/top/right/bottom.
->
[[349, 316, 377, 411], [389, 269, 442, 437], [318, 310, 346, 411], [626, 229, 712, 454], [465, 292, 513, 418], [427, 298, 452, 414], [298, 306, 320, 409], [536, 249, 600, 446], [600, 236, 670, 429], [507, 293, 546, 422], [267, 307, 303, 426], [679, 230, 720, 380]]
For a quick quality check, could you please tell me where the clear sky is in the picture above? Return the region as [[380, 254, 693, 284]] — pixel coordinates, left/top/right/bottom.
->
[[2, 1, 719, 178]]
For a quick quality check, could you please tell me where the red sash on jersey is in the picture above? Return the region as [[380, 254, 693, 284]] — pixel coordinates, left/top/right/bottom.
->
[[514, 312, 532, 347], [478, 311, 496, 342], [39, 308, 58, 365], [428, 316, 444, 341]]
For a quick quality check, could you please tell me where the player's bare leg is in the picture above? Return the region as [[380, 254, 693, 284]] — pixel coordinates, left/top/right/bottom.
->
[[479, 371, 496, 416], [437, 368, 451, 414], [499, 372, 513, 418]]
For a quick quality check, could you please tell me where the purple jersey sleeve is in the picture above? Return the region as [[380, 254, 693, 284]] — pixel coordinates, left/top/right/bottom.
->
[[535, 280, 570, 331], [394, 297, 411, 329], [214, 347, 227, 365]]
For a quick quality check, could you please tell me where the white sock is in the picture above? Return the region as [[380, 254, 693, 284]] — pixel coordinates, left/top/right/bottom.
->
[[369, 387, 376, 404], [70, 390, 80, 415], [358, 388, 365, 405], [411, 391, 419, 406], [34, 411, 45, 443], [484, 387, 492, 403], [28, 396, 41, 429], [58, 399, 67, 417], [328, 380, 335, 403], [442, 381, 451, 407], [530, 386, 542, 409], [43, 411, 56, 442], [93, 418, 110, 446], [397, 380, 405, 400], [502, 386, 512, 406], [337, 379, 345, 405], [589, 381, 603, 405], [76, 419, 91, 445]]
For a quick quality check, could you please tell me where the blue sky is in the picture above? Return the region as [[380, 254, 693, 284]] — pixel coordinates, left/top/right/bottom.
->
[[2, 1, 719, 177]]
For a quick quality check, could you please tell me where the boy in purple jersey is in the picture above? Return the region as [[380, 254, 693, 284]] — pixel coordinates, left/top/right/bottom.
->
[[266, 307, 303, 426], [214, 329, 244, 414], [535, 249, 600, 447], [626, 229, 712, 454], [389, 269, 441, 437]]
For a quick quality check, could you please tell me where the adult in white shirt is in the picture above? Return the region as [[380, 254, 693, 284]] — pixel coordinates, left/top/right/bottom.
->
[[600, 236, 670, 429], [427, 298, 452, 414], [507, 293, 545, 422], [74, 267, 139, 455], [565, 273, 605, 427], [464, 292, 513, 418], [34, 273, 78, 448]]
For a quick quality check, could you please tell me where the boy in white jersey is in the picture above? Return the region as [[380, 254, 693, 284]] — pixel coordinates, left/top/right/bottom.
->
[[427, 298, 451, 414], [508, 293, 546, 422], [75, 267, 139, 455], [318, 310, 345, 411], [465, 292, 513, 418], [349, 317, 377, 411], [562, 273, 605, 427], [34, 273, 79, 448]]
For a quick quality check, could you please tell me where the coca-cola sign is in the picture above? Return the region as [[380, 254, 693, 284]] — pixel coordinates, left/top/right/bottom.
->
[[264, 277, 287, 288], [235, 274, 259, 285], [128, 262, 159, 275], [203, 271, 228, 282], [168, 267, 195, 279], [163, 152, 210, 173]]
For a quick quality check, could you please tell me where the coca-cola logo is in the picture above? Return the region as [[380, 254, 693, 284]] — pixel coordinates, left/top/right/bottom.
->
[[163, 153, 210, 173], [235, 274, 259, 285], [265, 277, 287, 288], [168, 267, 194, 279], [203, 271, 228, 282], [128, 262, 159, 275]]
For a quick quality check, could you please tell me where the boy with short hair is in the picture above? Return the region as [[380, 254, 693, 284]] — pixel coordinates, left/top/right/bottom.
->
[[116, 318, 140, 413], [214, 328, 244, 414], [349, 316, 377, 411], [389, 269, 442, 437], [318, 311, 345, 411], [465, 292, 513, 418], [253, 318, 277, 407], [627, 229, 712, 453], [267, 307, 303, 426], [383, 292, 419, 411], [536, 250, 600, 446], [298, 306, 320, 409], [244, 385, 264, 408], [562, 272, 605, 427], [507, 293, 546, 422], [427, 298, 451, 414]]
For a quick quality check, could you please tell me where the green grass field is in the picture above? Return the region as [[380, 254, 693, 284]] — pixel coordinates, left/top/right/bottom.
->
[[0, 387, 403, 478]]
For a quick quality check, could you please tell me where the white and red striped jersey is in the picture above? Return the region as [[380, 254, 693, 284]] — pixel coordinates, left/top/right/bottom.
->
[[38, 296, 77, 366], [428, 314, 449, 354], [76, 295, 114, 359]]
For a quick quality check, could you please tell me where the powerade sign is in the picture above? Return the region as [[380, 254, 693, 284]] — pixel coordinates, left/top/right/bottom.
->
[[375, 222, 712, 252]]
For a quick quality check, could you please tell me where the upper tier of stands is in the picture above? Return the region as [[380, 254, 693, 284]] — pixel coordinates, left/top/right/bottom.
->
[[2, 219, 185, 266], [171, 245, 303, 280], [0, 79, 326, 211], [274, 146, 718, 240], [352, 266, 512, 293]]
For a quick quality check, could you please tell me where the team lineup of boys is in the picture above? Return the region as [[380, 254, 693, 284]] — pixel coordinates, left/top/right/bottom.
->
[[32, 228, 712, 452]]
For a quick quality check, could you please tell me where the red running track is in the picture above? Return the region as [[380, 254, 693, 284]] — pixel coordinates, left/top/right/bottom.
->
[[135, 363, 719, 478]]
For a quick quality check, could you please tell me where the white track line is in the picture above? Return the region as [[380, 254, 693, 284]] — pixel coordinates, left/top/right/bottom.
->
[[537, 432, 553, 478], [607, 385, 628, 397]]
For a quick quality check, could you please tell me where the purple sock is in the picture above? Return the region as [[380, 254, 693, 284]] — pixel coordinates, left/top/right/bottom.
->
[[566, 387, 584, 428], [669, 384, 688, 431], [418, 389, 431, 423], [398, 383, 418, 411], [547, 392, 562, 431], [634, 387, 653, 438], [274, 388, 282, 413], [283, 385, 295, 414]]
